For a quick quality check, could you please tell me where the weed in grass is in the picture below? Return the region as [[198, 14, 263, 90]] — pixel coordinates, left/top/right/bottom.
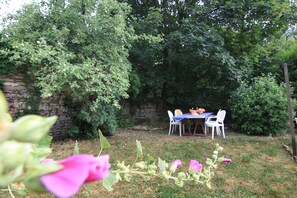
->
[[259, 146, 280, 157], [157, 184, 184, 198], [213, 176, 226, 186], [241, 152, 257, 163]]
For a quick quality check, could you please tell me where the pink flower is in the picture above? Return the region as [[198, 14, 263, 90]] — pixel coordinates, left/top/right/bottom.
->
[[40, 155, 110, 198], [189, 160, 203, 173], [223, 158, 232, 164], [169, 159, 182, 172], [170, 159, 182, 169]]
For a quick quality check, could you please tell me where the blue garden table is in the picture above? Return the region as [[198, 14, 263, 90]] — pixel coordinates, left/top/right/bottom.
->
[[173, 112, 213, 135]]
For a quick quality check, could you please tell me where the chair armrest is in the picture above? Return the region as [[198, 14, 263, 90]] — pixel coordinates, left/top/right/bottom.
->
[[208, 115, 217, 118], [206, 115, 217, 122]]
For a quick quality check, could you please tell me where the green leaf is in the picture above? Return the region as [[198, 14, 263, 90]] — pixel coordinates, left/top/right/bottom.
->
[[36, 135, 53, 148], [99, 129, 111, 149], [0, 91, 7, 119], [147, 154, 155, 163], [102, 172, 117, 191], [158, 157, 166, 171], [31, 146, 52, 159], [136, 140, 143, 158], [73, 140, 80, 155]]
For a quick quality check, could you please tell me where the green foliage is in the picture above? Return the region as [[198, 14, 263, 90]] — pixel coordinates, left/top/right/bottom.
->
[[0, 33, 16, 77], [2, 0, 135, 137], [116, 107, 134, 128], [127, 8, 164, 102], [163, 19, 235, 108], [36, 135, 53, 148], [229, 75, 296, 135], [120, 0, 297, 112]]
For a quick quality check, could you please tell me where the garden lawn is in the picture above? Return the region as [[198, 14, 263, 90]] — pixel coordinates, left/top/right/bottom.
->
[[27, 128, 297, 197]]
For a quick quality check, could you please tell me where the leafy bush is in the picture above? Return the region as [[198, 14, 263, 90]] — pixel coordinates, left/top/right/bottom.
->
[[229, 75, 296, 136], [1, 0, 134, 137]]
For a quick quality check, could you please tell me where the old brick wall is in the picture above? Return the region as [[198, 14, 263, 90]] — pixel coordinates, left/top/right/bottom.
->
[[1, 75, 163, 137], [1, 74, 71, 137], [123, 102, 162, 123]]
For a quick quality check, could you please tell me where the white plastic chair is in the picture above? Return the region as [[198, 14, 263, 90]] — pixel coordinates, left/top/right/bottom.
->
[[168, 110, 184, 136], [204, 110, 226, 139], [174, 109, 185, 135], [174, 109, 183, 116]]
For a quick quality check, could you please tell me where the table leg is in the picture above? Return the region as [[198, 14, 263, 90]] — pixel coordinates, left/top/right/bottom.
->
[[182, 119, 191, 136]]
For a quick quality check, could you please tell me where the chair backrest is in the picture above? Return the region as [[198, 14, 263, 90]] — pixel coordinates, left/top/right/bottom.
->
[[167, 110, 174, 122], [217, 110, 226, 124], [174, 109, 182, 116]]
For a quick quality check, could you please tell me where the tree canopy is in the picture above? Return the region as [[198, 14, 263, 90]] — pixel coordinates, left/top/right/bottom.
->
[[1, 0, 297, 135], [1, 0, 134, 136]]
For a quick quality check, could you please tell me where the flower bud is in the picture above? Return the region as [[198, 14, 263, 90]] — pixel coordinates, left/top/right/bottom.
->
[[192, 174, 200, 183], [0, 119, 10, 143], [205, 182, 212, 190], [210, 171, 215, 177], [212, 164, 218, 169], [117, 161, 129, 171], [218, 157, 224, 162], [147, 169, 156, 175], [0, 141, 32, 169], [212, 154, 217, 160], [174, 179, 184, 187], [161, 171, 170, 180], [177, 172, 186, 180], [135, 161, 147, 170], [115, 173, 122, 182], [169, 159, 181, 173], [213, 151, 218, 155], [206, 159, 213, 165], [148, 164, 157, 171], [123, 174, 132, 182], [5, 113, 12, 123], [218, 146, 223, 151], [10, 115, 57, 143]]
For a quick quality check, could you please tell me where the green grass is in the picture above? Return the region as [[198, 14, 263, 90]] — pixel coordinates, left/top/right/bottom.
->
[[12, 129, 297, 197]]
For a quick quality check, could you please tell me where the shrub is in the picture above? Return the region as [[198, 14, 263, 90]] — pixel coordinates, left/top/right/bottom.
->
[[229, 75, 296, 136]]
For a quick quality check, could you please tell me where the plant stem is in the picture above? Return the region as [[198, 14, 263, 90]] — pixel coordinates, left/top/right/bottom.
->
[[7, 185, 15, 198]]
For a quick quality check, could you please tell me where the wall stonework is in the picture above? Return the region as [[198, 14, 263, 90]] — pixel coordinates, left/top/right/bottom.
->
[[123, 102, 161, 123], [1, 75, 162, 137], [134, 104, 159, 121], [1, 75, 71, 137]]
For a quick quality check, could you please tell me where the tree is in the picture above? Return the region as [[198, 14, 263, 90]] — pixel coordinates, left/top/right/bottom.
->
[[1, 0, 135, 136], [120, 0, 236, 111], [122, 0, 296, 113]]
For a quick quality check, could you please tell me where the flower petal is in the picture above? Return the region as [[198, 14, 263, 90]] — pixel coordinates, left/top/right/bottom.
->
[[85, 155, 111, 182], [223, 158, 232, 164], [189, 160, 203, 173], [40, 155, 93, 197]]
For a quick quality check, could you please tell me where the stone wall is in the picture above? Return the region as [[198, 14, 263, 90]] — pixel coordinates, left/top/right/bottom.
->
[[1, 75, 162, 137], [124, 102, 162, 123], [1, 74, 71, 137]]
